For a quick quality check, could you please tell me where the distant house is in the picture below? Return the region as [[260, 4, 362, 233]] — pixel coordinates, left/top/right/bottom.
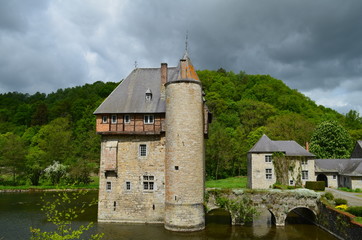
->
[[248, 135, 315, 189], [315, 141, 362, 189]]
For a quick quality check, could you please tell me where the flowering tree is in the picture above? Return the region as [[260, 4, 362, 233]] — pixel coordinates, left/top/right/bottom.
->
[[44, 161, 67, 185]]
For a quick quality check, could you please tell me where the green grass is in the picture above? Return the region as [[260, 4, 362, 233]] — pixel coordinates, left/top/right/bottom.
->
[[354, 217, 362, 224], [0, 176, 99, 190], [206, 176, 247, 189]]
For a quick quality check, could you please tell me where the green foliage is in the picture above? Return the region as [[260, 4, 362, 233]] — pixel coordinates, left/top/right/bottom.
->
[[338, 187, 361, 193], [346, 206, 362, 217], [334, 198, 348, 206], [30, 190, 103, 240], [310, 121, 352, 158], [305, 181, 325, 191], [323, 192, 334, 201]]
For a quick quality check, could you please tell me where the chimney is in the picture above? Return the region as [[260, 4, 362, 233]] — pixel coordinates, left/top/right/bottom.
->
[[180, 59, 187, 79], [161, 63, 168, 85], [305, 142, 309, 151]]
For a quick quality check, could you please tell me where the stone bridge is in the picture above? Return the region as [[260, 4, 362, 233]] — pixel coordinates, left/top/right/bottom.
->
[[205, 188, 320, 226]]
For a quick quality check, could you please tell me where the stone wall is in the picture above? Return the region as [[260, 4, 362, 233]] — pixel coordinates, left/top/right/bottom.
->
[[98, 134, 166, 223], [318, 202, 362, 240]]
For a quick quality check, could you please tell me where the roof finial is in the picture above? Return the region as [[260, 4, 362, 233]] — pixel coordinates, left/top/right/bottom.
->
[[134, 61, 138, 68], [185, 31, 189, 56]]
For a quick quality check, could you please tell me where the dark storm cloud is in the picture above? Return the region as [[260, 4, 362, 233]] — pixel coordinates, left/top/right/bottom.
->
[[0, 0, 361, 113]]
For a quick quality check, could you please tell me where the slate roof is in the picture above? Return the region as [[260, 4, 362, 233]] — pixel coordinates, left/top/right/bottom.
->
[[351, 140, 362, 158], [315, 159, 362, 176], [249, 134, 315, 157], [94, 52, 199, 114]]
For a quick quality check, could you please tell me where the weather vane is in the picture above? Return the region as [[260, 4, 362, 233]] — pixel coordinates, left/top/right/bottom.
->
[[185, 31, 189, 53], [134, 61, 138, 68]]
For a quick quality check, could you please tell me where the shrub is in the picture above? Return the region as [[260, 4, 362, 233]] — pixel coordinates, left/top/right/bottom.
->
[[347, 206, 362, 217], [336, 204, 348, 211], [323, 192, 334, 201], [305, 181, 325, 191], [334, 198, 348, 205]]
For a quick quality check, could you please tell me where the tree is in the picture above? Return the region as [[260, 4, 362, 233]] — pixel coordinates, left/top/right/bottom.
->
[[0, 132, 27, 183], [30, 190, 103, 239], [345, 110, 362, 130], [310, 121, 352, 159], [44, 161, 67, 185]]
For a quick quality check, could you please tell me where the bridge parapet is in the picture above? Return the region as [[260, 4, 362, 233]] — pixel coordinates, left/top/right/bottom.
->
[[205, 188, 321, 226]]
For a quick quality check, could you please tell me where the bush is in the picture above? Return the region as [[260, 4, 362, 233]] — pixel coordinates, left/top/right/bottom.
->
[[347, 206, 362, 217], [305, 181, 325, 191], [323, 192, 334, 201], [335, 198, 348, 205]]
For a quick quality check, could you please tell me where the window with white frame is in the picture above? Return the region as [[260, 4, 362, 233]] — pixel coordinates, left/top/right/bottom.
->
[[126, 181, 131, 190], [139, 144, 147, 157], [102, 116, 108, 123], [265, 155, 272, 163], [143, 175, 154, 190], [111, 115, 117, 124], [266, 169, 272, 179], [124, 115, 130, 124], [302, 170, 309, 180], [106, 181, 112, 191], [289, 180, 294, 185], [144, 115, 154, 124]]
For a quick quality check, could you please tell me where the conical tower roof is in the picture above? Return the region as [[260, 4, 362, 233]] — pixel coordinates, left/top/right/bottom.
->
[[176, 51, 199, 81]]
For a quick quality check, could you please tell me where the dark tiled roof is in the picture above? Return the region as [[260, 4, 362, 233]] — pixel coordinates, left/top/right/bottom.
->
[[249, 134, 315, 157], [94, 67, 178, 114], [315, 159, 362, 176], [351, 140, 362, 158]]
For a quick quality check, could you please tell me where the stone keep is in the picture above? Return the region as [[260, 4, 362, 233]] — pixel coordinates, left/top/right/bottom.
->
[[94, 53, 210, 231]]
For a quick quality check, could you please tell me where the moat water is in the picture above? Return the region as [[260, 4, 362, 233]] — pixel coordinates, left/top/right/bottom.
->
[[0, 191, 337, 240]]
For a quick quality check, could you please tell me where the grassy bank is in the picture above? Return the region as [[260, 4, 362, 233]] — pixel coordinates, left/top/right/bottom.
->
[[0, 176, 99, 190], [206, 176, 247, 189]]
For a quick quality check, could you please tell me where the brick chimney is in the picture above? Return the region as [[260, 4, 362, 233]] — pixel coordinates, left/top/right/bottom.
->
[[160, 63, 167, 100], [180, 59, 187, 79], [161, 63, 168, 85], [305, 142, 309, 151]]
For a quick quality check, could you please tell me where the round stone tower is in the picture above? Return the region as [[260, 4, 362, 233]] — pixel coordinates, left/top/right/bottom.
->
[[164, 54, 205, 231]]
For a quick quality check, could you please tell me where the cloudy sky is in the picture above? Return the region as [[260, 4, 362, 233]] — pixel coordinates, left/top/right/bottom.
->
[[1, 0, 362, 114]]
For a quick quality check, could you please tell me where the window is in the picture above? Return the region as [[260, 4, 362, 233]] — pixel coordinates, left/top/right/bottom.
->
[[106, 181, 112, 191], [126, 181, 131, 190], [124, 115, 130, 124], [145, 89, 152, 101], [265, 155, 272, 163], [266, 169, 272, 179], [102, 116, 108, 123], [289, 180, 294, 185], [139, 144, 147, 157], [302, 170, 309, 180], [333, 175, 337, 180], [301, 159, 308, 165], [111, 115, 117, 124], [144, 115, 154, 124], [143, 175, 154, 190]]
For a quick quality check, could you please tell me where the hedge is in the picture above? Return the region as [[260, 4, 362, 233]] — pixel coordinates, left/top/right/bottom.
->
[[305, 181, 325, 191]]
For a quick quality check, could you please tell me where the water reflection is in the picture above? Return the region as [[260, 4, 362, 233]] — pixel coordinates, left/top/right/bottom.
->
[[0, 191, 337, 240]]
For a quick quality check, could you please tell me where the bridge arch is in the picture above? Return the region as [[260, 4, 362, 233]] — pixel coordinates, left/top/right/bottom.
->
[[286, 207, 317, 224]]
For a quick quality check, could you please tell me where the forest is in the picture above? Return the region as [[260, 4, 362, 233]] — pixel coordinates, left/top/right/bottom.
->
[[1, 69, 362, 186]]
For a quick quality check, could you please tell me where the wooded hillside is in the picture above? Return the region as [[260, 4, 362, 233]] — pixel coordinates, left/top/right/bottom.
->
[[1, 70, 362, 185]]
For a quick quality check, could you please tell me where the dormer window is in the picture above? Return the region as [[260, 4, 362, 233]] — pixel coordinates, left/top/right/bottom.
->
[[145, 89, 152, 101]]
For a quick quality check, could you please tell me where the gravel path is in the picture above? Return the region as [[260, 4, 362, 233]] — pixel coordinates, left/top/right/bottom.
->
[[325, 188, 362, 206]]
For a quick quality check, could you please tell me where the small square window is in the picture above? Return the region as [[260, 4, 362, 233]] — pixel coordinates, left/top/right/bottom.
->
[[333, 175, 337, 180], [143, 175, 154, 191], [111, 115, 117, 124], [144, 115, 154, 124], [126, 181, 131, 190], [106, 181, 112, 191], [302, 170, 309, 180], [102, 116, 108, 123], [175, 166, 179, 170], [265, 155, 272, 163], [139, 144, 147, 157], [124, 115, 130, 124], [302, 159, 308, 165], [266, 168, 272, 179], [289, 180, 294, 185]]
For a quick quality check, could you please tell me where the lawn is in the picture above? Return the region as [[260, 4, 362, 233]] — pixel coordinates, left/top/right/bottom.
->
[[354, 217, 362, 224], [205, 176, 247, 189]]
